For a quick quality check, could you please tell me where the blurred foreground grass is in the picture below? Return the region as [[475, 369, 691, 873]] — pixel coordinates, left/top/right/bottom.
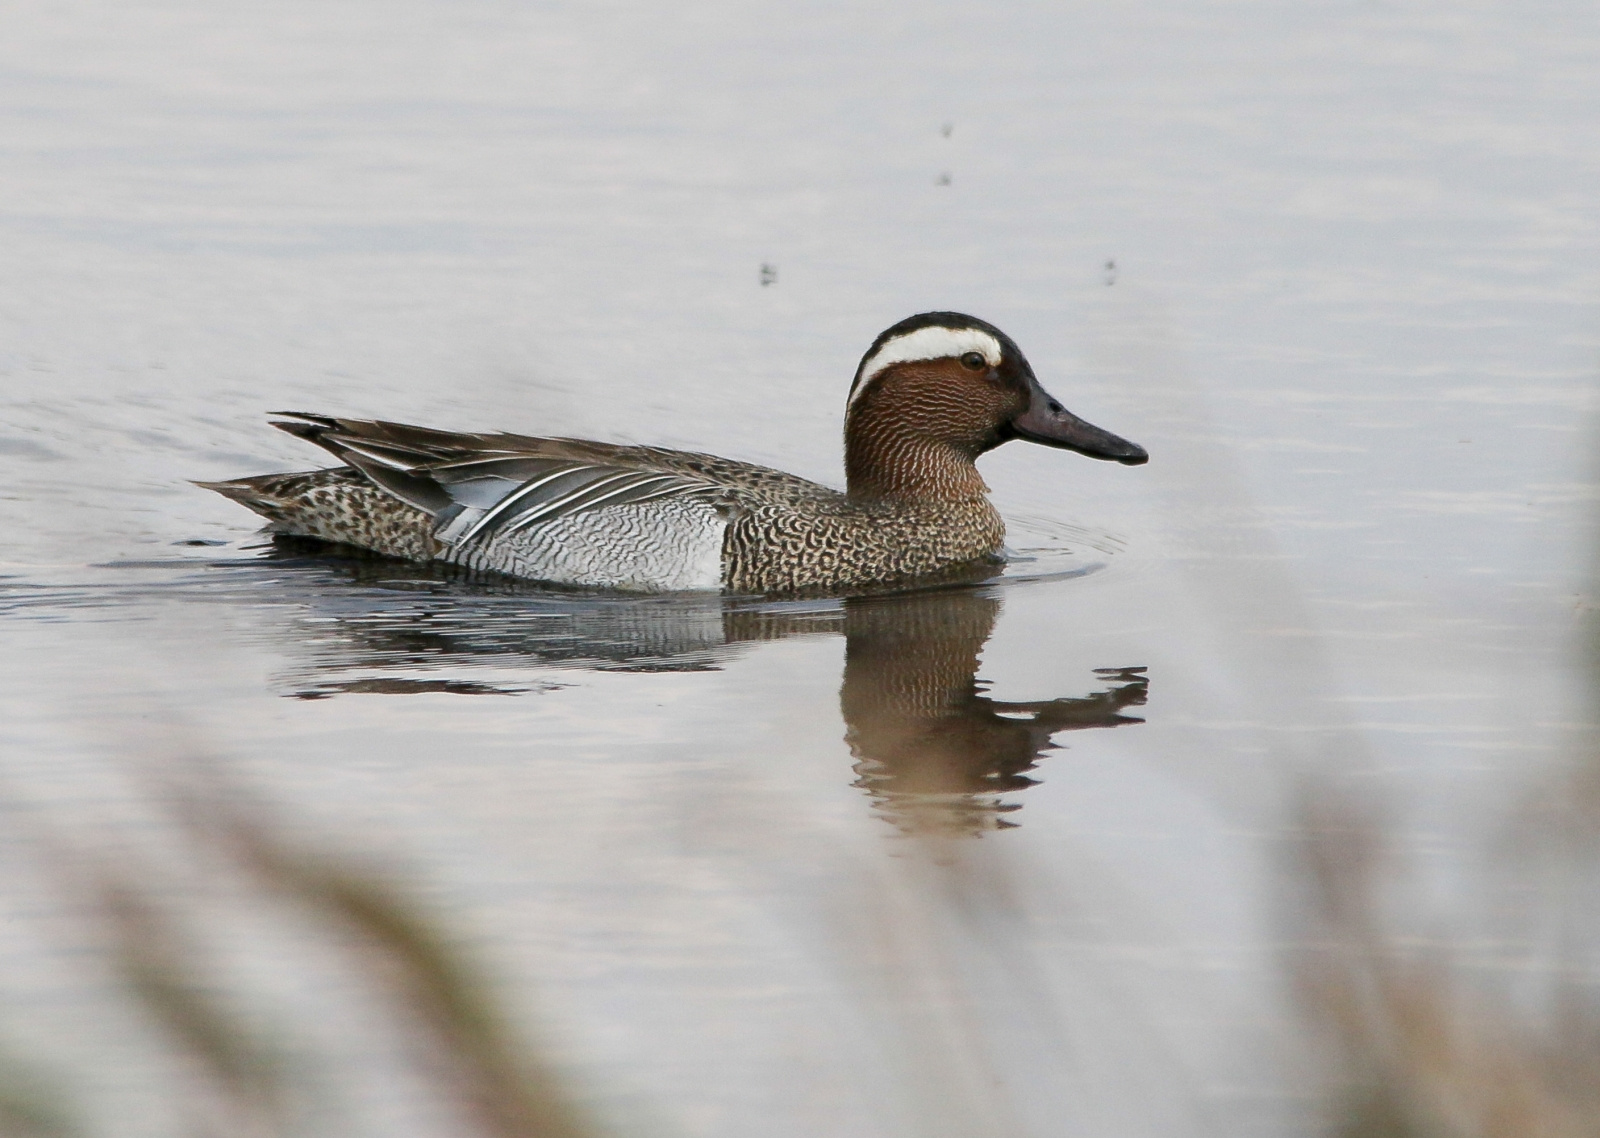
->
[[10, 676, 1600, 1137], [1, 757, 606, 1138], [1293, 661, 1600, 1137], [5, 444, 1600, 1137]]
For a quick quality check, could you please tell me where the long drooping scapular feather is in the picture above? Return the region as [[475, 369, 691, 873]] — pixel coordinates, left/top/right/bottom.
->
[[266, 412, 735, 548]]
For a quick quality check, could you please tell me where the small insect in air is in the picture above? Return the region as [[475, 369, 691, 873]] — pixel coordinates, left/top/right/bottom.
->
[[941, 121, 954, 138], [936, 172, 952, 186], [1104, 259, 1118, 286], [759, 263, 777, 287]]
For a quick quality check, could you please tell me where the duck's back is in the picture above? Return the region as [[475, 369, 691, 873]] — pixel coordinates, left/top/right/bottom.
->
[[205, 413, 1008, 594], [204, 414, 875, 593]]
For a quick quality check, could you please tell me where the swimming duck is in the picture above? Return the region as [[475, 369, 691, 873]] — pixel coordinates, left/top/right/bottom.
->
[[202, 312, 1147, 594]]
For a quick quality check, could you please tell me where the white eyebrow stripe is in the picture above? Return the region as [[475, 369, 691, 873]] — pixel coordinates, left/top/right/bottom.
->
[[850, 326, 1003, 410]]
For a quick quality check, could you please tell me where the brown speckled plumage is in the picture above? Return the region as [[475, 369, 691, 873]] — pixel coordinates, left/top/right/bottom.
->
[[723, 494, 1003, 594], [200, 468, 440, 560], [202, 312, 1147, 594]]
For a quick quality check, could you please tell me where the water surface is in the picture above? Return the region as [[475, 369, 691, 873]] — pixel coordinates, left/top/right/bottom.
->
[[2, 3, 1599, 1136]]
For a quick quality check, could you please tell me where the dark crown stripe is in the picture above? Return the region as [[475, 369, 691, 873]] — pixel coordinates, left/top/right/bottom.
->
[[847, 311, 1028, 403]]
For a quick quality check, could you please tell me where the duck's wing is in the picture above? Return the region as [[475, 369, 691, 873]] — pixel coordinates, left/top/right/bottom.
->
[[270, 412, 820, 550], [272, 412, 735, 548]]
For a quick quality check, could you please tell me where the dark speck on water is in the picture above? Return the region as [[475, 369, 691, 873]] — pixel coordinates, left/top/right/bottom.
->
[[0, 436, 64, 461]]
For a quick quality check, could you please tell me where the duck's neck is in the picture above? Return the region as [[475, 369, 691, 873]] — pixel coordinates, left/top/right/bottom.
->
[[845, 418, 989, 503]]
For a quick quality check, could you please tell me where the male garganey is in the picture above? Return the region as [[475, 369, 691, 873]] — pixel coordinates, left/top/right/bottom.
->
[[202, 312, 1147, 594]]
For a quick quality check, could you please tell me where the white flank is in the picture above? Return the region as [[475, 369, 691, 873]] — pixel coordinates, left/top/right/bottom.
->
[[457, 499, 727, 592], [682, 516, 728, 590], [849, 326, 1003, 409]]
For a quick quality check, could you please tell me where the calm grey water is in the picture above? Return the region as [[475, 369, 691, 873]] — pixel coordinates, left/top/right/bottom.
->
[[3, 3, 1599, 1136]]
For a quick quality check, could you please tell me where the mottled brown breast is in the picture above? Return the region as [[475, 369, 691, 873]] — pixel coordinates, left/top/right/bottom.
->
[[721, 491, 1004, 594]]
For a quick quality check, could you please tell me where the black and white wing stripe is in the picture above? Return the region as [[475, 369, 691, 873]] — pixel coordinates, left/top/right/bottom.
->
[[427, 458, 721, 547], [269, 413, 730, 550]]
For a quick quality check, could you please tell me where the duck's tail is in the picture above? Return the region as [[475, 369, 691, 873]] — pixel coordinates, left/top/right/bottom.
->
[[197, 469, 439, 561], [193, 470, 355, 526], [194, 476, 279, 521]]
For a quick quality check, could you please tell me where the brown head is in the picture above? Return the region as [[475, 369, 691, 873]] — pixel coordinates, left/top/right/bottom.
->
[[843, 312, 1147, 502]]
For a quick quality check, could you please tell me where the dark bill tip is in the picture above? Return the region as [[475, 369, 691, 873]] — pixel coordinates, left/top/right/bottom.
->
[[1106, 437, 1149, 465], [1008, 387, 1148, 465]]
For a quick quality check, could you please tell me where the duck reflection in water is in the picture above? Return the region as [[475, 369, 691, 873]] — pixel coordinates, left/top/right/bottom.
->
[[838, 589, 1146, 837], [258, 542, 1147, 836]]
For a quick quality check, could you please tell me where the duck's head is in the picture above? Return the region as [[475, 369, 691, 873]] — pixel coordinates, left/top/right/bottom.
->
[[844, 312, 1146, 500]]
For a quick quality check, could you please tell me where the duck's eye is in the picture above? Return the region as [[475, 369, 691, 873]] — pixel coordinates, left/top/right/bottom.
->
[[959, 352, 987, 371]]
